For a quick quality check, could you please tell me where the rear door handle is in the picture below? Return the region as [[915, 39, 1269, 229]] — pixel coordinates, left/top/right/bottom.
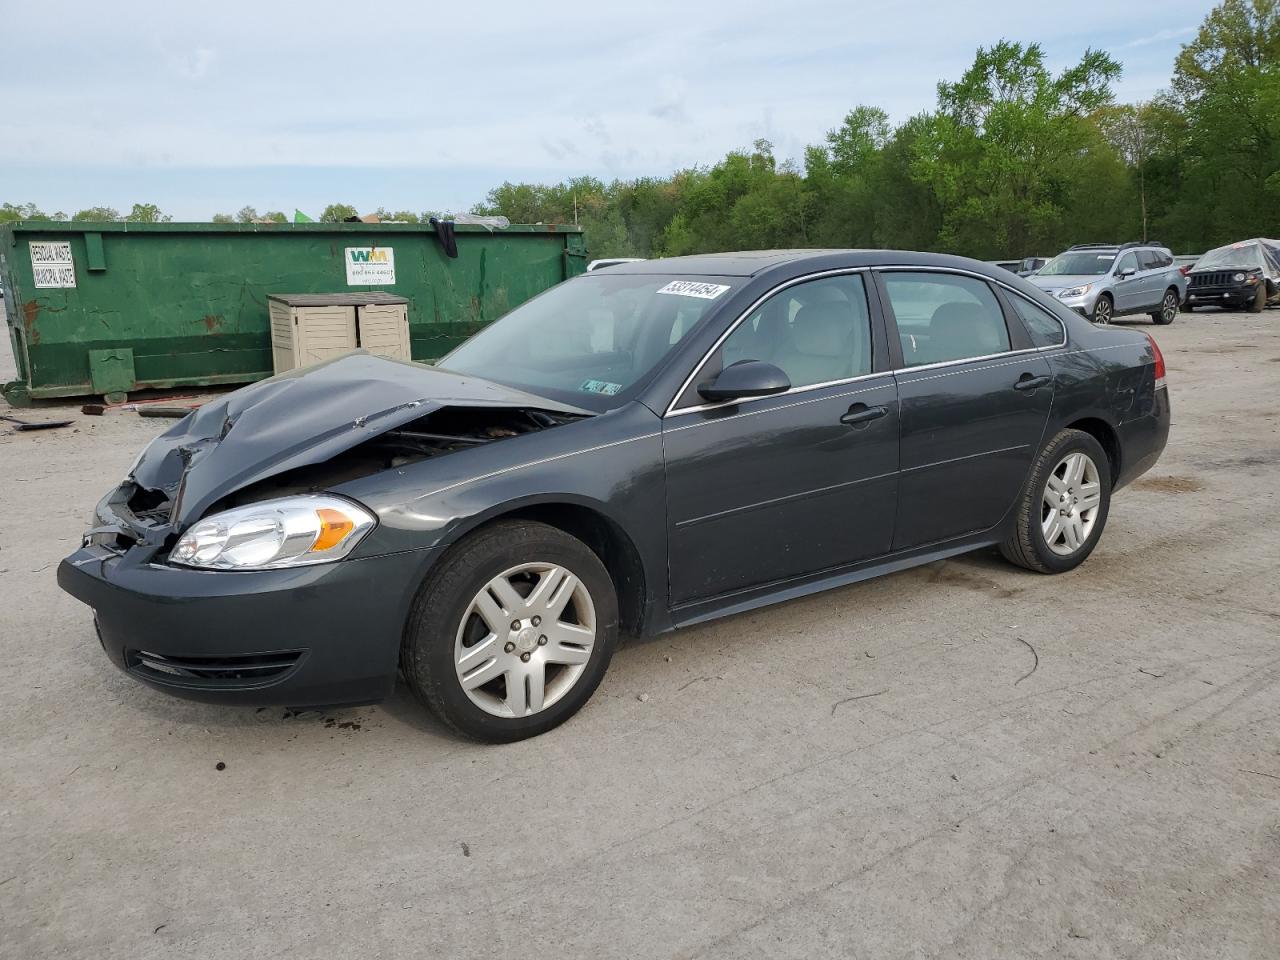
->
[[1013, 374, 1052, 392], [840, 403, 888, 427]]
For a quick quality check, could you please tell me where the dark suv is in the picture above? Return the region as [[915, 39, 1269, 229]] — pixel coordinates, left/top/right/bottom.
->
[[1185, 238, 1280, 313]]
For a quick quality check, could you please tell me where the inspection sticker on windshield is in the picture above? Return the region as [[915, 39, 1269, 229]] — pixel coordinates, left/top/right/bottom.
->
[[580, 379, 622, 396], [656, 280, 731, 300]]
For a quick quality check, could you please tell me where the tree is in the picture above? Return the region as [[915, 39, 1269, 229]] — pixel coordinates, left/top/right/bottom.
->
[[235, 205, 259, 223], [373, 208, 420, 223], [126, 202, 171, 223], [320, 203, 359, 222], [911, 41, 1125, 257], [1, 202, 64, 222], [71, 206, 121, 222], [1166, 0, 1280, 244], [211, 213, 235, 223]]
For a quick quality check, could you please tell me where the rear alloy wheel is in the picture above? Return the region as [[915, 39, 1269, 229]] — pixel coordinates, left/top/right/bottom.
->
[[1000, 429, 1112, 574], [402, 521, 618, 742], [1091, 294, 1113, 325], [1151, 290, 1178, 325]]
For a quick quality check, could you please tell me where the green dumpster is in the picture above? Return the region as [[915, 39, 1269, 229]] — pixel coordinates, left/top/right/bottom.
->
[[0, 220, 587, 405]]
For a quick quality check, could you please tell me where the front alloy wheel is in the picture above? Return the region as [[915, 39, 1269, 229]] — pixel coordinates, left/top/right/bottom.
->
[[454, 563, 596, 718], [402, 520, 618, 742], [1092, 295, 1113, 325]]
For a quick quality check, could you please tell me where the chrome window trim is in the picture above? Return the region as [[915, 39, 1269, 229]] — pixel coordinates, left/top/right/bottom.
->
[[663, 267, 874, 418], [664, 376, 893, 430], [663, 262, 1079, 419]]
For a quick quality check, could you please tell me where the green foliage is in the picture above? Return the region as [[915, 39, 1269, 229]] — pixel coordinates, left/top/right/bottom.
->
[[125, 203, 171, 223], [0, 202, 65, 222], [71, 206, 120, 222], [319, 203, 359, 222], [10, 6, 1277, 259]]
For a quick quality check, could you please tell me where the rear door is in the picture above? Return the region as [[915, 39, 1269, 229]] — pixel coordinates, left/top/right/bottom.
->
[[1136, 250, 1165, 309], [876, 269, 1054, 550]]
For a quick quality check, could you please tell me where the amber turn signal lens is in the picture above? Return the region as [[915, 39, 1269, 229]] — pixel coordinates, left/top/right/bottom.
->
[[312, 508, 355, 552]]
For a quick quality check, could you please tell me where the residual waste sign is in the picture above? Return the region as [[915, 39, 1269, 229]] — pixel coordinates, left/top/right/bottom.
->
[[30, 241, 76, 288]]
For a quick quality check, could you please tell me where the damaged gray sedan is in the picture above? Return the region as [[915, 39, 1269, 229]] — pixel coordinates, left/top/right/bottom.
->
[[59, 250, 1170, 741]]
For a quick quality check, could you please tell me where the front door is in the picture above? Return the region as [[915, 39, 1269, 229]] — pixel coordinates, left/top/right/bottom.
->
[[663, 272, 899, 606], [876, 269, 1055, 550], [1112, 250, 1144, 313]]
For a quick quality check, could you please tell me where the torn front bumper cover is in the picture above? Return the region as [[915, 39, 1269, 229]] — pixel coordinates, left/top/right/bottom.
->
[[58, 489, 436, 707]]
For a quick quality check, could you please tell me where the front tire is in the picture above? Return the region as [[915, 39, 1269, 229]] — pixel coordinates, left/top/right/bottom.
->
[[1091, 294, 1113, 325], [1000, 429, 1112, 574], [401, 520, 619, 742], [1151, 289, 1178, 325]]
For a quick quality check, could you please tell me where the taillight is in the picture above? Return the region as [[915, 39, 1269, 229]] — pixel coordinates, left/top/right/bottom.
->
[[1178, 265, 1191, 277], [1146, 334, 1167, 389]]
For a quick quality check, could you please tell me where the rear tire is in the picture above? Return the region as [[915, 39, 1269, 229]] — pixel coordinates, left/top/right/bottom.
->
[[1000, 429, 1112, 574], [1091, 294, 1113, 325], [1151, 289, 1178, 325], [401, 520, 619, 742], [1249, 284, 1266, 313]]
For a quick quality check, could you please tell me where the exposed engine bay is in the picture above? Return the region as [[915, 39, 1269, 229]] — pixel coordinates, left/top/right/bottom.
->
[[202, 405, 585, 514]]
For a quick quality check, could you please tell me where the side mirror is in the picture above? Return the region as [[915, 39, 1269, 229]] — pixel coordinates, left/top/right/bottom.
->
[[1118, 267, 1136, 279], [697, 360, 791, 404]]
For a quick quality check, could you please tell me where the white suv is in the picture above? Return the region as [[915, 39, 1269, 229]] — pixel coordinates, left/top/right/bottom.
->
[[1030, 242, 1187, 325]]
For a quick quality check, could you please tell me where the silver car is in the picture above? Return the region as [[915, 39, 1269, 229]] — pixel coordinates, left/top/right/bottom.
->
[[1030, 243, 1186, 325]]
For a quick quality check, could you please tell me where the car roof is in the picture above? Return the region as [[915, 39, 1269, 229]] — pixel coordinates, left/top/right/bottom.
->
[[602, 249, 1024, 279]]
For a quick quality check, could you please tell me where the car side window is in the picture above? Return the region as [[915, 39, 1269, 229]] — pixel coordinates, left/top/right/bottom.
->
[[1138, 250, 1161, 271], [1009, 295, 1066, 348], [881, 272, 1011, 366], [716, 273, 873, 389], [1116, 252, 1138, 275]]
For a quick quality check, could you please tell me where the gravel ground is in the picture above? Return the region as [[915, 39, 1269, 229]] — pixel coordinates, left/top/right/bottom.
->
[[1, 306, 1278, 959]]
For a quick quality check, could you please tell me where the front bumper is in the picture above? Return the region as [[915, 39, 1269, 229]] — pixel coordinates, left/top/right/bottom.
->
[[58, 542, 437, 707], [1186, 284, 1255, 307], [1043, 290, 1096, 316]]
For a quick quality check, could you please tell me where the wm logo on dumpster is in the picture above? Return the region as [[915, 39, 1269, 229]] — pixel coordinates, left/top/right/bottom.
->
[[345, 246, 396, 286]]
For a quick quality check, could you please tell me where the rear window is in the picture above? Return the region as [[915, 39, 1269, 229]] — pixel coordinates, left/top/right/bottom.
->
[[1009, 295, 1066, 348]]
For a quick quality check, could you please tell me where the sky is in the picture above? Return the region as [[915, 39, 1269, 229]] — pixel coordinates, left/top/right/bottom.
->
[[0, 0, 1213, 220]]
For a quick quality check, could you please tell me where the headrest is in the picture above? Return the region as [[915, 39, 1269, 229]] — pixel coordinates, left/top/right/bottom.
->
[[791, 302, 851, 356], [929, 301, 1003, 354]]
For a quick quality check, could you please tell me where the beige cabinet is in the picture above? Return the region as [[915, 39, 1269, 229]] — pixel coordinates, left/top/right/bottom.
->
[[268, 293, 411, 374]]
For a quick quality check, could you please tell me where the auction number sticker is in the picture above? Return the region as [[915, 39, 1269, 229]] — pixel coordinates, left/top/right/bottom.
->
[[656, 280, 730, 299], [30, 241, 76, 288]]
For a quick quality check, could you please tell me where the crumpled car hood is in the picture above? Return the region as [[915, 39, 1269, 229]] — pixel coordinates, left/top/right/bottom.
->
[[131, 352, 589, 528]]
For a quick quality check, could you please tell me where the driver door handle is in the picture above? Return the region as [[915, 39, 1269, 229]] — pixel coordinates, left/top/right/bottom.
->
[[1013, 374, 1052, 392], [840, 403, 888, 427]]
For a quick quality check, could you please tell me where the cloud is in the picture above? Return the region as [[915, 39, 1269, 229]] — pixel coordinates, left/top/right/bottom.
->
[[0, 0, 1215, 215], [1123, 26, 1195, 49]]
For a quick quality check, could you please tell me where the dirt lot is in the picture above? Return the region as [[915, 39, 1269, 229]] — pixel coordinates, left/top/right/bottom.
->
[[2, 307, 1278, 959]]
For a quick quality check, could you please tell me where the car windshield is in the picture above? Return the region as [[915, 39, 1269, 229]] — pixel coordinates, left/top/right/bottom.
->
[[439, 273, 740, 410], [1196, 244, 1263, 270], [1038, 251, 1117, 276]]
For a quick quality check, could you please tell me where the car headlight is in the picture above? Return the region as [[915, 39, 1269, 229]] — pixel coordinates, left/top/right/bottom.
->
[[1058, 284, 1092, 298], [1234, 272, 1246, 282], [170, 495, 376, 570]]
